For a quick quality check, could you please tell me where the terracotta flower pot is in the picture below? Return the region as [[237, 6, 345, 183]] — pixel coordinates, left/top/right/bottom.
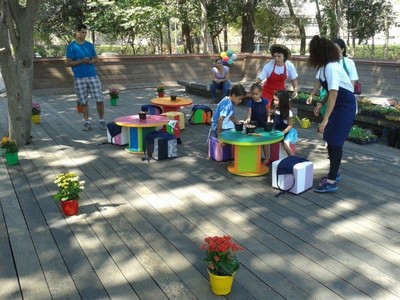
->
[[61, 200, 79, 216], [77, 102, 83, 113], [158, 92, 164, 97]]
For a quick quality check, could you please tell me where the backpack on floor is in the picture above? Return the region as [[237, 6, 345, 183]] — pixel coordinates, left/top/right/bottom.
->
[[144, 131, 177, 161], [188, 105, 213, 125]]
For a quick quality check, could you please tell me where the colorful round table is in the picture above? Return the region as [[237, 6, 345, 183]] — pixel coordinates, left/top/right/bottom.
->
[[219, 128, 284, 176], [151, 97, 193, 113], [114, 114, 169, 153]]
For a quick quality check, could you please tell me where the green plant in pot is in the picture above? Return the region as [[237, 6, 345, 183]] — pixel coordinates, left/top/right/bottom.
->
[[53, 172, 85, 216], [1, 136, 19, 165], [348, 125, 378, 144]]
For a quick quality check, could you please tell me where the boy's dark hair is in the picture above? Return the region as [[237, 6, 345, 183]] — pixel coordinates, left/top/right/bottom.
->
[[250, 82, 262, 93], [75, 24, 87, 31], [229, 84, 246, 97], [275, 90, 290, 120], [332, 38, 347, 57], [308, 35, 340, 69], [270, 44, 291, 61]]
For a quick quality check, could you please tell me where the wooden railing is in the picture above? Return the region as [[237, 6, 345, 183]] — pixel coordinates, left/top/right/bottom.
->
[[33, 54, 400, 100]]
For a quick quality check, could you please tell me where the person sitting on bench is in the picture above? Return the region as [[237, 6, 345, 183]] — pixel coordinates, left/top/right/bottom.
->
[[210, 58, 231, 104]]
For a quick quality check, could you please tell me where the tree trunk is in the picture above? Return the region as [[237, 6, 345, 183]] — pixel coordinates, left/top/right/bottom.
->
[[166, 18, 172, 54], [383, 13, 389, 59], [223, 28, 228, 51], [182, 23, 192, 54], [314, 0, 326, 36], [200, 0, 208, 54], [0, 0, 41, 147], [285, 0, 306, 55], [241, 0, 255, 53]]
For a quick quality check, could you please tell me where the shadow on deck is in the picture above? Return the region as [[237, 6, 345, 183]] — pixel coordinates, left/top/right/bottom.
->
[[1, 87, 400, 299]]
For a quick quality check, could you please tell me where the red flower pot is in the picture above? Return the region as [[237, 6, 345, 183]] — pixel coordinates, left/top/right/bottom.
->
[[77, 103, 83, 113], [61, 200, 79, 216], [158, 92, 164, 97]]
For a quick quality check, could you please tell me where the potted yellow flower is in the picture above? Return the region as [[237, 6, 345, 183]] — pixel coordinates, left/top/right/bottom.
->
[[1, 137, 19, 165], [200, 235, 243, 295], [53, 172, 85, 216], [32, 102, 41, 123], [157, 84, 165, 97]]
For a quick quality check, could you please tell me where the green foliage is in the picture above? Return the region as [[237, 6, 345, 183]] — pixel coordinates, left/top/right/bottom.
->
[[1, 137, 18, 154], [36, 0, 87, 44], [386, 107, 400, 117], [254, 1, 286, 45], [206, 0, 242, 37], [342, 0, 394, 44], [348, 125, 377, 142], [200, 236, 243, 276]]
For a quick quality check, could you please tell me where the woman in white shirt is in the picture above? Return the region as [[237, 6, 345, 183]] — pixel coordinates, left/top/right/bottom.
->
[[307, 38, 359, 117], [308, 35, 357, 193]]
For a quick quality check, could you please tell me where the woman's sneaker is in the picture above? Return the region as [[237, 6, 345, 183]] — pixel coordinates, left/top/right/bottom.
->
[[321, 173, 342, 182], [313, 178, 338, 193]]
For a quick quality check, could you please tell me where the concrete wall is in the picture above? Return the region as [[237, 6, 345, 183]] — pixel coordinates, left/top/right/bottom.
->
[[32, 54, 400, 98]]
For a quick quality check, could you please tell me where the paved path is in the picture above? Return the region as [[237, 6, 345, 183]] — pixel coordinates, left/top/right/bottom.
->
[[1, 87, 400, 299]]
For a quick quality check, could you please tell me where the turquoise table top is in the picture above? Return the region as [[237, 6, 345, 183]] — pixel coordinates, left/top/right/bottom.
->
[[219, 128, 284, 146]]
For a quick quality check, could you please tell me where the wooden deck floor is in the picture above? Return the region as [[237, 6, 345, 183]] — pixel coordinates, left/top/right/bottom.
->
[[1, 87, 400, 300]]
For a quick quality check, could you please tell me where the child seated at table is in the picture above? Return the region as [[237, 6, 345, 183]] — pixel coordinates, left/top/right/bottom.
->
[[211, 84, 247, 138], [245, 82, 270, 164], [271, 90, 298, 156]]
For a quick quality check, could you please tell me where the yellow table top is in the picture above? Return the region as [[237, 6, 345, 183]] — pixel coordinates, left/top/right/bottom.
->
[[151, 97, 193, 108]]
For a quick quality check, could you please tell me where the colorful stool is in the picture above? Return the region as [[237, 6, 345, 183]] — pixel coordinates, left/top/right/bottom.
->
[[106, 122, 129, 145], [161, 119, 181, 141], [269, 142, 296, 162], [161, 111, 185, 130], [141, 104, 163, 115], [208, 136, 233, 162]]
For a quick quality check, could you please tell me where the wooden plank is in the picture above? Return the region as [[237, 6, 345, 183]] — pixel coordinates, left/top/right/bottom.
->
[[2, 87, 400, 299], [0, 165, 22, 300], [0, 169, 52, 299]]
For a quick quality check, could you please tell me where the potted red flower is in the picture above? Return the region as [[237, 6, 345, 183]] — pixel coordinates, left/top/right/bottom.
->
[[200, 235, 243, 295], [53, 172, 85, 216], [157, 84, 165, 97]]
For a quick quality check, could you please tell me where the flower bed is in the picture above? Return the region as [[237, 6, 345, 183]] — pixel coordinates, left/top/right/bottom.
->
[[291, 92, 400, 135], [348, 125, 379, 145]]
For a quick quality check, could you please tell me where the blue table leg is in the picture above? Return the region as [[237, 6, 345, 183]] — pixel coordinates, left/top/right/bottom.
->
[[125, 126, 157, 153]]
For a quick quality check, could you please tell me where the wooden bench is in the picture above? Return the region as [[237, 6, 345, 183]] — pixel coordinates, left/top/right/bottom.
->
[[177, 79, 314, 99], [177, 80, 254, 99]]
